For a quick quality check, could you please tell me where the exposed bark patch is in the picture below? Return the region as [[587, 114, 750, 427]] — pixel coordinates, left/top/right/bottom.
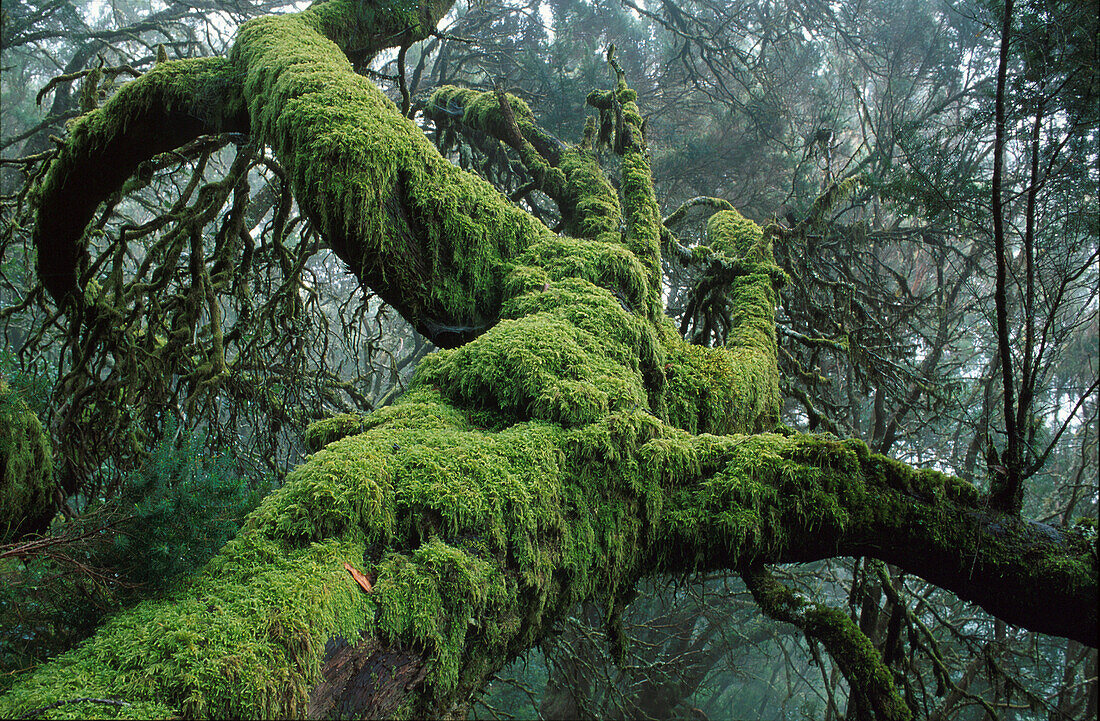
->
[[308, 636, 428, 720]]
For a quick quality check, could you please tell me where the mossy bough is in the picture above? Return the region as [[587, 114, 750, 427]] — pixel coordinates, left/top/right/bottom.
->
[[34, 57, 249, 306], [425, 85, 622, 242], [3, 398, 1095, 718], [12, 0, 1098, 718], [742, 564, 912, 721], [231, 4, 553, 346], [0, 380, 54, 541]]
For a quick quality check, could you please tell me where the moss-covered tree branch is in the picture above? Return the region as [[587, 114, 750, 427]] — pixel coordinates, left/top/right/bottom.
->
[[229, 0, 555, 347], [424, 85, 623, 245], [8, 0, 1096, 719], [33, 0, 551, 348], [34, 57, 249, 306], [2, 396, 1094, 718], [741, 564, 911, 721]]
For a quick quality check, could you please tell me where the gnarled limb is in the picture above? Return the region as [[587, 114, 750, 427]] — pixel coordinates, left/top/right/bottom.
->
[[424, 85, 623, 243], [32, 0, 550, 348], [8, 1, 1096, 719], [34, 57, 249, 306], [1, 400, 1093, 719], [229, 0, 550, 346], [741, 563, 911, 721]]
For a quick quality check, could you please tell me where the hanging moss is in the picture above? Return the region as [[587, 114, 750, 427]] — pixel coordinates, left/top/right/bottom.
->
[[559, 150, 622, 239], [0, 380, 54, 542]]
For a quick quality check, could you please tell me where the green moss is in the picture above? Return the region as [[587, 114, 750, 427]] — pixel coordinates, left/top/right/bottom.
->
[[415, 305, 647, 427], [425, 85, 571, 210], [660, 212, 784, 436], [232, 6, 553, 337], [14, 0, 1095, 717], [655, 434, 852, 560], [4, 382, 1090, 718], [304, 413, 365, 452], [664, 340, 775, 435], [0, 535, 370, 719], [304, 0, 449, 56], [510, 236, 649, 312], [424, 88, 623, 256], [706, 208, 764, 258], [428, 86, 534, 142], [803, 605, 912, 720], [0, 380, 54, 542], [618, 151, 662, 304], [371, 541, 511, 693], [175, 387, 660, 707], [60, 57, 246, 145], [558, 150, 621, 239]]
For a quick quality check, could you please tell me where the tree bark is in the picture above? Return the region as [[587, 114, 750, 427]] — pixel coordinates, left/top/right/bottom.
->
[[989, 0, 1022, 513]]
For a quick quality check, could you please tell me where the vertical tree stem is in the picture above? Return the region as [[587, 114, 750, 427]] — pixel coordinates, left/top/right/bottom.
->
[[990, 0, 1020, 512]]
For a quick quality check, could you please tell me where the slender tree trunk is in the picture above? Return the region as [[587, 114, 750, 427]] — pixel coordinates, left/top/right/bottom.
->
[[989, 0, 1022, 513]]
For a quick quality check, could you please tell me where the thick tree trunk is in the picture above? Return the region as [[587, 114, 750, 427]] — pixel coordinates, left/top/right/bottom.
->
[[3, 1, 1096, 719]]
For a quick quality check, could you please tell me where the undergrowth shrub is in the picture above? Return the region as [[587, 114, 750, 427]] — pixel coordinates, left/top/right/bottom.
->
[[103, 423, 265, 590], [0, 422, 267, 690]]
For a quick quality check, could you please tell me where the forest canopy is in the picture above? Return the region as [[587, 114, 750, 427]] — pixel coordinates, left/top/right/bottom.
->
[[0, 0, 1097, 719]]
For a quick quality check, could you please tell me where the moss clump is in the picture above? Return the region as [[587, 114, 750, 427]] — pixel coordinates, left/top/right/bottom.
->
[[559, 149, 622, 239], [415, 304, 647, 427], [305, 413, 366, 453], [0, 535, 370, 719], [661, 211, 783, 435], [664, 341, 775, 435], [305, 0, 451, 57], [242, 393, 657, 698], [371, 540, 512, 695], [0, 380, 54, 542], [707, 207, 765, 258], [508, 236, 650, 314]]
